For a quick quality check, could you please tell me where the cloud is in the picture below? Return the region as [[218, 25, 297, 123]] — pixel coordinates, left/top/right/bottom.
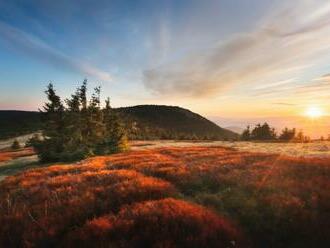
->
[[252, 72, 330, 101], [0, 21, 112, 82], [253, 78, 296, 90], [272, 102, 296, 106], [312, 73, 330, 82], [295, 73, 330, 97], [143, 0, 330, 97]]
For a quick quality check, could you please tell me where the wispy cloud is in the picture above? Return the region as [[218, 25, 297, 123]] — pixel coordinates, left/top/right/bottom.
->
[[312, 73, 330, 82], [143, 0, 330, 97], [0, 21, 112, 82], [253, 78, 297, 90], [295, 73, 330, 97], [272, 102, 296, 106], [253, 72, 330, 102]]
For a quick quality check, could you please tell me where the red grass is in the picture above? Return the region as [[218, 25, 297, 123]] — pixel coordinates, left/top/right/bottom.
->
[[68, 198, 242, 247], [0, 166, 177, 246], [0, 147, 35, 162], [0, 146, 329, 247]]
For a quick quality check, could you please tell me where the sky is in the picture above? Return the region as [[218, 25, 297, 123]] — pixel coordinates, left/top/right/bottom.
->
[[1, 0, 330, 136]]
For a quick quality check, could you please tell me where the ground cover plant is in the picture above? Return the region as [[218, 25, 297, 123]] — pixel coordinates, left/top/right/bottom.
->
[[0, 147, 35, 163], [0, 146, 329, 247]]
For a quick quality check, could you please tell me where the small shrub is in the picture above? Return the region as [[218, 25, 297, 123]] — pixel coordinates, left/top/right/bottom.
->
[[11, 139, 20, 150]]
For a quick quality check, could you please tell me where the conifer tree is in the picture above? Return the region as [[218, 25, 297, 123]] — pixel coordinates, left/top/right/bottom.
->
[[251, 123, 276, 140], [43, 83, 65, 138], [241, 126, 251, 141], [96, 97, 128, 154], [86, 86, 105, 149], [63, 88, 86, 159], [279, 127, 296, 141], [31, 81, 128, 162], [33, 83, 66, 161]]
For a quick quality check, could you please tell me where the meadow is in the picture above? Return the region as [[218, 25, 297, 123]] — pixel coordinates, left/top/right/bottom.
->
[[0, 145, 329, 247], [130, 140, 330, 157], [2, 1, 330, 247]]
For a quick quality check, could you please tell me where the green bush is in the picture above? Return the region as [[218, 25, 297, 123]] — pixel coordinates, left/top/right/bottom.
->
[[32, 81, 128, 162], [11, 139, 21, 150]]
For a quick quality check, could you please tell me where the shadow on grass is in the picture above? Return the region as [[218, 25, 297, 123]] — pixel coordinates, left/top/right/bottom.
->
[[0, 155, 53, 181]]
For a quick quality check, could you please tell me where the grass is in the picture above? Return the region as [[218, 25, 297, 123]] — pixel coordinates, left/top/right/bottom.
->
[[0, 148, 41, 181], [0, 146, 329, 247], [0, 147, 35, 162], [130, 140, 330, 157]]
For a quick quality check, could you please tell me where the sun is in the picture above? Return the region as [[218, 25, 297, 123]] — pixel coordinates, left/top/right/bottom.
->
[[304, 106, 324, 119]]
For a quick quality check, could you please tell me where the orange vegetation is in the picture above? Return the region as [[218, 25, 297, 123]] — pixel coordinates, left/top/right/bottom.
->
[[0, 147, 35, 162], [0, 146, 329, 247], [68, 198, 242, 247]]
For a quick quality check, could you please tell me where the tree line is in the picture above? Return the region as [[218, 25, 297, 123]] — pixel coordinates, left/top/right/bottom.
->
[[29, 80, 128, 162], [241, 123, 311, 142]]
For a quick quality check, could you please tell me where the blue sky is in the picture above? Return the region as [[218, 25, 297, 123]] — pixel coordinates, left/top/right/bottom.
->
[[1, 0, 330, 130]]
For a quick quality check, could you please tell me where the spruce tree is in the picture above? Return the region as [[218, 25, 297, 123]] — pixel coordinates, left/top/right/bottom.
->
[[241, 126, 251, 141], [86, 86, 105, 150], [98, 97, 128, 154], [279, 128, 296, 141], [63, 88, 87, 160], [33, 83, 66, 161]]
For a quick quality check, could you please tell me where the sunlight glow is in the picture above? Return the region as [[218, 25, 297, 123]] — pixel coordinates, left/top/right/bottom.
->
[[304, 106, 324, 119]]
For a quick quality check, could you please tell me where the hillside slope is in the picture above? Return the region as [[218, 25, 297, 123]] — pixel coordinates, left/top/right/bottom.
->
[[0, 106, 237, 140]]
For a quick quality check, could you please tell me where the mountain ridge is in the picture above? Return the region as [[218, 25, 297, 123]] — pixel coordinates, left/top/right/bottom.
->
[[0, 105, 238, 140]]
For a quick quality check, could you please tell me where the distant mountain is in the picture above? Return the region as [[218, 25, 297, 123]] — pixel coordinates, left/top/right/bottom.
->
[[0, 106, 238, 140], [117, 105, 238, 140]]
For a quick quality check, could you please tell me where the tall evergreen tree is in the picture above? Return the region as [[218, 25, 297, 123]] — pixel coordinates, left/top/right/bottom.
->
[[62, 88, 86, 160], [43, 83, 65, 138], [86, 86, 105, 149], [251, 123, 276, 140], [32, 83, 66, 161], [279, 128, 296, 141], [96, 97, 128, 154]]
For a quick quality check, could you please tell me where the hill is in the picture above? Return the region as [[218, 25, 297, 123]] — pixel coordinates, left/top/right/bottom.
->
[[117, 105, 238, 140], [0, 106, 238, 140], [0, 111, 42, 139]]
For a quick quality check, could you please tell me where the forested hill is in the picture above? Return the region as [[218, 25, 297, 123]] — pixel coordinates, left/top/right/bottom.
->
[[117, 105, 238, 140], [0, 106, 238, 140], [0, 111, 42, 139]]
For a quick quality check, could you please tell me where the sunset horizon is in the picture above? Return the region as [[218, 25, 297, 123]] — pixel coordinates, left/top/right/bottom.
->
[[1, 0, 330, 137], [0, 2, 330, 247]]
